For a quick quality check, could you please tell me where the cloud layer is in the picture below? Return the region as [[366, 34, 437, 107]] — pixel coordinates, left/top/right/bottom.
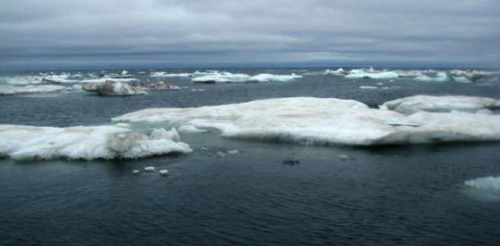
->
[[1, 0, 499, 70]]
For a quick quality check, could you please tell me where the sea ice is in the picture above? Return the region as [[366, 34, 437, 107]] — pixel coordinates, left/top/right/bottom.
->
[[113, 97, 500, 146], [0, 125, 192, 160], [414, 72, 451, 82], [463, 176, 500, 202], [249, 73, 302, 82], [345, 70, 399, 80], [381, 95, 499, 114], [192, 72, 251, 83], [0, 85, 71, 96], [324, 68, 346, 76], [150, 72, 192, 78]]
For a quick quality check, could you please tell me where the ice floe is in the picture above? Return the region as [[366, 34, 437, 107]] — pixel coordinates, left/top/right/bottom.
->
[[345, 69, 399, 80], [463, 176, 500, 202], [381, 95, 499, 114], [113, 97, 500, 146], [414, 72, 451, 82], [191, 71, 302, 83], [0, 85, 71, 96], [150, 72, 192, 78], [82, 81, 147, 96], [0, 125, 191, 160], [324, 68, 347, 76], [249, 73, 302, 82], [192, 72, 251, 83]]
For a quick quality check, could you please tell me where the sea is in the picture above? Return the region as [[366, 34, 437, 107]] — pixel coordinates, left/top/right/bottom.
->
[[0, 67, 499, 246]]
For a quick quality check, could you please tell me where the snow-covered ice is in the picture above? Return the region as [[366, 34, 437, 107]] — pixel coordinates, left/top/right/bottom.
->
[[113, 97, 500, 146], [0, 85, 71, 96], [0, 125, 192, 160], [414, 72, 451, 82], [345, 70, 399, 80], [249, 73, 302, 82], [381, 95, 499, 114], [150, 72, 192, 78], [191, 71, 302, 83]]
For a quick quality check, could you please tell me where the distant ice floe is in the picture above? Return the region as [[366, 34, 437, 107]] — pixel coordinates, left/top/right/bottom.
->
[[0, 85, 71, 96], [82, 81, 147, 96], [324, 68, 347, 76], [0, 125, 191, 160], [463, 176, 500, 202], [345, 69, 399, 80], [380, 95, 500, 114], [191, 71, 302, 83], [113, 97, 500, 146], [414, 72, 452, 82], [150, 72, 192, 78]]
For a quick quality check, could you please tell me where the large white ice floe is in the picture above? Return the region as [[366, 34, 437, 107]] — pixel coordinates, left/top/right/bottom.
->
[[463, 176, 500, 202], [0, 125, 191, 160], [82, 81, 147, 96], [345, 69, 399, 80], [112, 97, 500, 146], [0, 85, 71, 96], [381, 95, 500, 114]]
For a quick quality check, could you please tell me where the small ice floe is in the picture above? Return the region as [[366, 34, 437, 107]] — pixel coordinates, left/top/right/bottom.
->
[[217, 149, 240, 157], [159, 169, 169, 176], [191, 89, 205, 92], [381, 95, 499, 114], [133, 170, 140, 174], [82, 81, 147, 96], [337, 154, 349, 161], [462, 176, 500, 202], [144, 166, 155, 172], [359, 86, 378, 90], [227, 149, 239, 155]]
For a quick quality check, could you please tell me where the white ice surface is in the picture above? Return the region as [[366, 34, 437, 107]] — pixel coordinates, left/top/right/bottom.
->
[[191, 71, 302, 83], [414, 72, 451, 82], [0, 125, 192, 160], [381, 95, 499, 114], [249, 73, 302, 82], [113, 97, 500, 146], [0, 85, 70, 95], [150, 72, 192, 78], [345, 70, 399, 80]]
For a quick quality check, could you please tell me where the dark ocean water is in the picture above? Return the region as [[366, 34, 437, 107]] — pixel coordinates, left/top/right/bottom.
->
[[1, 68, 500, 246]]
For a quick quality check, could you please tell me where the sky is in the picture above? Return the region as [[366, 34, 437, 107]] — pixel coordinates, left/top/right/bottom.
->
[[1, 0, 499, 70]]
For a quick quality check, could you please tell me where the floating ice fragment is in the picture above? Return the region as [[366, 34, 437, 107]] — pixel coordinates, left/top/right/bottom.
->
[[463, 176, 500, 202], [381, 95, 499, 114], [144, 166, 155, 172], [159, 169, 169, 175], [133, 170, 140, 174]]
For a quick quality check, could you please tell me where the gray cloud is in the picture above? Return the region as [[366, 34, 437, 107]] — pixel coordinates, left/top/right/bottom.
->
[[1, 0, 499, 70]]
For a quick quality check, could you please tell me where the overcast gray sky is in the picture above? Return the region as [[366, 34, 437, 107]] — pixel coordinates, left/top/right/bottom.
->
[[1, 0, 499, 70]]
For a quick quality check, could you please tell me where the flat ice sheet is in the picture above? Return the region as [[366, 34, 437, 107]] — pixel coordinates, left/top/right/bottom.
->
[[0, 125, 191, 160], [113, 97, 500, 146]]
